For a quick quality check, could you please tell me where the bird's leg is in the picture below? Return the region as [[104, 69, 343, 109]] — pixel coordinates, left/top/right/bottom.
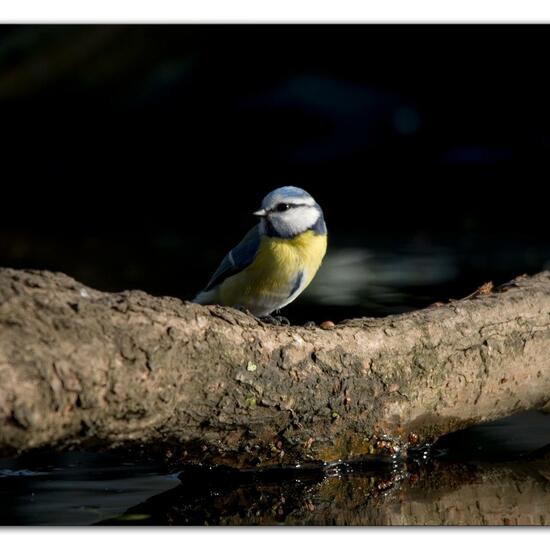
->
[[273, 310, 290, 326], [234, 304, 253, 316], [260, 313, 290, 326], [235, 305, 289, 326]]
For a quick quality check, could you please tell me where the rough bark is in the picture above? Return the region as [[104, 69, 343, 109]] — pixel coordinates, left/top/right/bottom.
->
[[0, 268, 549, 468]]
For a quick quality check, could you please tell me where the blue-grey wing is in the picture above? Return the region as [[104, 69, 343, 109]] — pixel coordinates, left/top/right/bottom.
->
[[204, 225, 261, 291]]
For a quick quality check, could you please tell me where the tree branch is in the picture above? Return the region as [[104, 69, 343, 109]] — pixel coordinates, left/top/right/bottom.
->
[[1, 268, 549, 467]]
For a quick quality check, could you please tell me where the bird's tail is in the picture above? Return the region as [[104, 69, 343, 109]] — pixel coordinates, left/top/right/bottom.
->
[[192, 288, 218, 305]]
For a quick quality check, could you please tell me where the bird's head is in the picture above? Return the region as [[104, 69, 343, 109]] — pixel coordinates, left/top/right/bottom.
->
[[254, 186, 326, 239]]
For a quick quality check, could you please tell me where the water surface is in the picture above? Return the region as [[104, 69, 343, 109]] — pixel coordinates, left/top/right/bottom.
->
[[2, 411, 549, 526]]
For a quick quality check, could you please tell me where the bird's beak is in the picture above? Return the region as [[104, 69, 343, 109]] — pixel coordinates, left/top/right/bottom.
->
[[253, 208, 267, 217]]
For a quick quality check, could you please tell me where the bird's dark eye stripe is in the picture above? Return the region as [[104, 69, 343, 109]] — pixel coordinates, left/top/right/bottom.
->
[[274, 203, 300, 212]]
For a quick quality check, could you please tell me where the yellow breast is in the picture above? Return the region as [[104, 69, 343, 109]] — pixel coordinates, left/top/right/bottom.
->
[[219, 230, 327, 313]]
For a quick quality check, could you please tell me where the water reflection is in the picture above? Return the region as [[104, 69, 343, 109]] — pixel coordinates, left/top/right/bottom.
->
[[1, 412, 549, 525], [98, 462, 399, 526], [0, 452, 179, 526], [98, 458, 550, 526]]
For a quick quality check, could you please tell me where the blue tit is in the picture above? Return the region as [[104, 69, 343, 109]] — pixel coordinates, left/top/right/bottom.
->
[[194, 186, 327, 317]]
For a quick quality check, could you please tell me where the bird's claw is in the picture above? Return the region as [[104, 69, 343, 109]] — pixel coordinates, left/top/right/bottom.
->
[[260, 315, 290, 326], [234, 306, 290, 326]]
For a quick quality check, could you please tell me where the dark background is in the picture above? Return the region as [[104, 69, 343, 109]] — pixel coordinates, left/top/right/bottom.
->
[[1, 25, 549, 322]]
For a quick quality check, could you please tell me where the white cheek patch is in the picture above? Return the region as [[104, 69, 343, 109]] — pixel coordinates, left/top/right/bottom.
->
[[281, 206, 320, 235]]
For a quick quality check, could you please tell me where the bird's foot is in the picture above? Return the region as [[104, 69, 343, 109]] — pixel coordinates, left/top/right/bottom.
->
[[235, 305, 253, 316], [303, 321, 316, 329], [235, 306, 290, 326], [260, 314, 290, 326]]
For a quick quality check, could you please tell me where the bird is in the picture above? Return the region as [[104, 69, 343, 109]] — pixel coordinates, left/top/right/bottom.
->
[[193, 186, 327, 322]]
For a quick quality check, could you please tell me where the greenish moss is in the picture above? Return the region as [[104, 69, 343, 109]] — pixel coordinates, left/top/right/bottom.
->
[[245, 396, 257, 408]]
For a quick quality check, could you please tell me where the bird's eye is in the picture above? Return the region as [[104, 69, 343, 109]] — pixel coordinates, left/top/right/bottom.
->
[[276, 203, 291, 212]]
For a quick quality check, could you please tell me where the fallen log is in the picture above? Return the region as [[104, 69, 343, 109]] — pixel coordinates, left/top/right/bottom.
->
[[0, 268, 549, 468]]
